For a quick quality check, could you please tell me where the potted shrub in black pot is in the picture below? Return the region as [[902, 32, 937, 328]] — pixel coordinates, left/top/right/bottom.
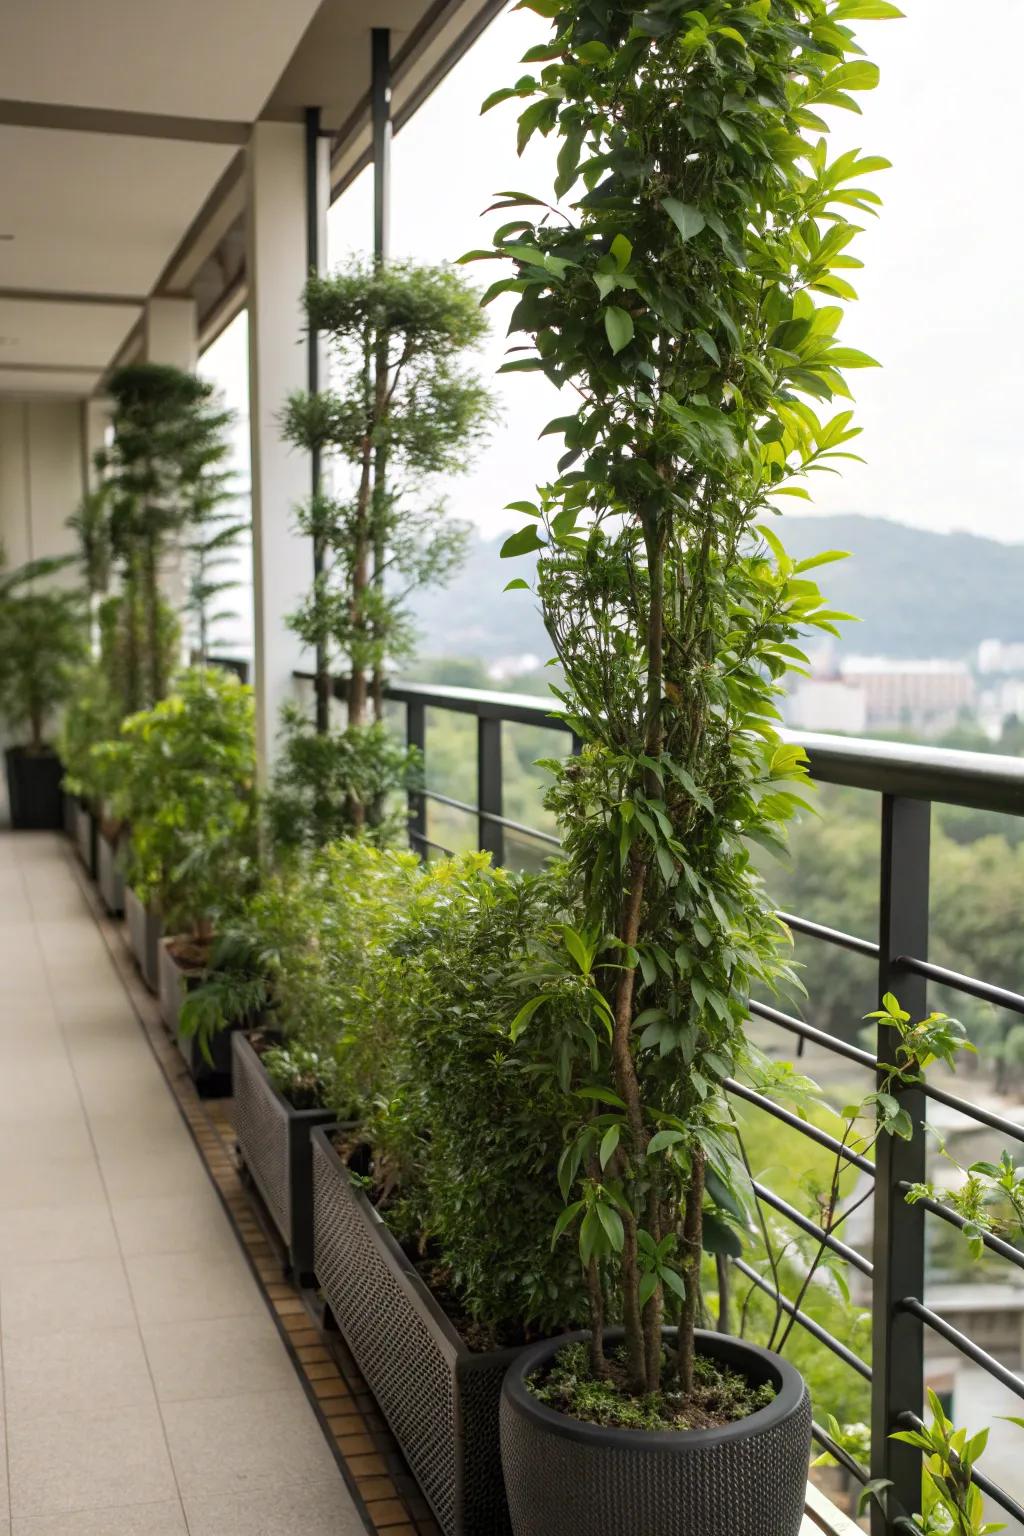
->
[[478, 2, 896, 1531], [0, 556, 86, 830]]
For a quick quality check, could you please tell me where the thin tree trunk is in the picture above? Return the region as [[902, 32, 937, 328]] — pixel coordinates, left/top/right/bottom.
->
[[678, 1144, 706, 1396], [611, 852, 649, 1393], [715, 1252, 732, 1335], [586, 1258, 606, 1378]]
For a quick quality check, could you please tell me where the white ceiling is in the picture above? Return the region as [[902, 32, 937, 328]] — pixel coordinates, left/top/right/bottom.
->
[[0, 0, 323, 121]]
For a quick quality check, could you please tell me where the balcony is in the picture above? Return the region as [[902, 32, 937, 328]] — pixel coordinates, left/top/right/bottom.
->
[[1, 2, 1023, 1534]]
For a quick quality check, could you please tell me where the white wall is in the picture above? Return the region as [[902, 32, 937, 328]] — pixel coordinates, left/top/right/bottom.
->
[[0, 399, 83, 573]]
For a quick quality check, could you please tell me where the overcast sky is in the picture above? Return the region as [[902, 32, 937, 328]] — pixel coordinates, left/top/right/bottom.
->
[[206, 0, 1024, 547]]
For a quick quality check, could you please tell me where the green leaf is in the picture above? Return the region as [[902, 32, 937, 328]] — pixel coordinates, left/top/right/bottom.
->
[[662, 198, 705, 242], [595, 1200, 625, 1252], [509, 994, 547, 1041], [503, 577, 530, 592], [500, 524, 546, 559], [604, 306, 634, 355], [647, 1129, 685, 1155], [599, 1123, 621, 1169], [551, 1201, 584, 1246], [610, 233, 632, 270]]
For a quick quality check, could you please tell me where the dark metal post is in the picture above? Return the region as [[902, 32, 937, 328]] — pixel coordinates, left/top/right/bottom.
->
[[407, 699, 426, 855], [371, 30, 391, 263], [478, 716, 504, 866], [871, 794, 930, 1534], [305, 105, 329, 735]]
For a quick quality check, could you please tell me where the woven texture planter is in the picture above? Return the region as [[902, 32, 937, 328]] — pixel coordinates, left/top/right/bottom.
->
[[312, 1126, 519, 1536], [126, 886, 161, 993], [157, 938, 233, 1096], [500, 1329, 811, 1536], [232, 1032, 335, 1280], [97, 830, 125, 917]]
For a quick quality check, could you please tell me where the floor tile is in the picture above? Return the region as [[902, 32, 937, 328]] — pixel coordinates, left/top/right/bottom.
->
[[98, 1149, 209, 1201], [110, 1187, 240, 1258], [126, 1247, 263, 1327], [183, 1477, 364, 1535], [7, 1402, 177, 1518], [0, 1255, 134, 1338], [4, 1325, 154, 1421], [162, 1390, 338, 1500], [143, 1312, 298, 1402], [13, 1504, 186, 1535], [0, 1202, 119, 1269]]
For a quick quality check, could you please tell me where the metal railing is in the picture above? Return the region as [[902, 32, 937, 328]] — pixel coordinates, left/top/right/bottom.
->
[[299, 671, 1024, 1532]]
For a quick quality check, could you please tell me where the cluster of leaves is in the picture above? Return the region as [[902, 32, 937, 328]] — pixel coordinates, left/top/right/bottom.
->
[[474, 0, 896, 1397], [906, 1148, 1024, 1262], [93, 668, 257, 939], [891, 1392, 1019, 1536], [0, 553, 87, 751], [265, 704, 420, 854]]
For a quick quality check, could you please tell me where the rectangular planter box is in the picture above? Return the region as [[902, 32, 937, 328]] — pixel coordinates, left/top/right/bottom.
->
[[74, 799, 97, 876], [233, 1032, 335, 1281], [62, 790, 77, 838], [97, 829, 125, 917], [312, 1126, 518, 1536], [4, 748, 64, 830], [158, 937, 234, 1097], [125, 885, 160, 993]]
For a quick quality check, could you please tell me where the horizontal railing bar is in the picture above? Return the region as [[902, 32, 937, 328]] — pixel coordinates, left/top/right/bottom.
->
[[899, 1413, 1024, 1525], [733, 1259, 873, 1381], [408, 829, 454, 857], [811, 1420, 869, 1487], [726, 1078, 875, 1173], [898, 1186, 1024, 1272], [751, 1180, 874, 1277], [897, 954, 1024, 1017], [421, 789, 561, 846], [296, 671, 1024, 814], [749, 1001, 879, 1070], [900, 1297, 1024, 1402], [778, 912, 879, 959], [921, 1081, 1024, 1145]]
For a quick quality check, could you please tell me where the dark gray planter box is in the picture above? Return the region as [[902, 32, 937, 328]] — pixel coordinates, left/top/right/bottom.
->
[[500, 1329, 812, 1536], [233, 1033, 334, 1281], [157, 937, 234, 1096], [312, 1126, 519, 1536], [125, 886, 160, 993], [74, 799, 97, 876], [97, 828, 125, 917], [62, 790, 77, 838]]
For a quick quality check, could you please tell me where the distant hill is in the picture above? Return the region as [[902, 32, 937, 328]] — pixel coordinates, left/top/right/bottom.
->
[[409, 515, 1024, 667]]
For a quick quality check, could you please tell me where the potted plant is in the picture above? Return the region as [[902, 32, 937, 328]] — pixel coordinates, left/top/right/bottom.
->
[[267, 257, 493, 850], [183, 840, 415, 1276], [59, 662, 123, 904], [0, 555, 86, 830], [473, 3, 897, 1532], [98, 667, 256, 1059], [312, 858, 587, 1536]]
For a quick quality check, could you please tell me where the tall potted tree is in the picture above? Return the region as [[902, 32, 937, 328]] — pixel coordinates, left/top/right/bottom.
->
[[476, 2, 898, 1532], [0, 556, 87, 830], [269, 259, 494, 849]]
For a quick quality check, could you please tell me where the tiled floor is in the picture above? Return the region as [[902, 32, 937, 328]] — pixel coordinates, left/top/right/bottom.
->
[[0, 832, 365, 1536]]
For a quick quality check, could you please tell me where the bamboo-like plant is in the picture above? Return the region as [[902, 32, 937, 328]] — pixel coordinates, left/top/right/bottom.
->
[[480, 0, 897, 1404]]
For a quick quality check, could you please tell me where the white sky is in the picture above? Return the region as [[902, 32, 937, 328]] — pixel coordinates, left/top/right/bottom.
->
[[205, 0, 1024, 547]]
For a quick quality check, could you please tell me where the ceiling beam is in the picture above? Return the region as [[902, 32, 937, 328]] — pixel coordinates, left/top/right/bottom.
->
[[0, 362, 105, 374], [0, 99, 249, 145], [0, 287, 145, 307]]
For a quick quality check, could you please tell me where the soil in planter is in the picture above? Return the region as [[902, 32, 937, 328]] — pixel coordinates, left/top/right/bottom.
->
[[167, 935, 213, 972], [528, 1340, 776, 1432]]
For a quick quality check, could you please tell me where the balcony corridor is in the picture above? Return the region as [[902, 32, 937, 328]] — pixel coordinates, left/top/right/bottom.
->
[[0, 831, 363, 1535]]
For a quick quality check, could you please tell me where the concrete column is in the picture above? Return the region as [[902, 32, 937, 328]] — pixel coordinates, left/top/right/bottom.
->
[[246, 119, 327, 780], [144, 297, 197, 373], [81, 397, 112, 494], [0, 399, 82, 574]]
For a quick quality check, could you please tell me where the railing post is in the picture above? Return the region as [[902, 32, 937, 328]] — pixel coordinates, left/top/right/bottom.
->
[[406, 699, 426, 855], [478, 716, 504, 866], [871, 793, 930, 1535]]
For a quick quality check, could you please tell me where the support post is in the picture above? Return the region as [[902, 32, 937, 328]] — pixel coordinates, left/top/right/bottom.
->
[[246, 120, 325, 782], [478, 716, 504, 867], [372, 29, 392, 264], [406, 699, 427, 855], [871, 794, 930, 1535], [144, 297, 197, 633], [306, 104, 331, 735]]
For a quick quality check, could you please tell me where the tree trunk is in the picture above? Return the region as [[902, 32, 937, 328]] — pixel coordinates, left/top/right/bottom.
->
[[678, 1144, 706, 1396], [586, 1258, 607, 1379]]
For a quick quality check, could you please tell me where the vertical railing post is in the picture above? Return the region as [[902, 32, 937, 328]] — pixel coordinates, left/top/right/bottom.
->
[[305, 104, 330, 735], [371, 29, 392, 264], [406, 699, 426, 856], [871, 793, 930, 1534], [478, 715, 504, 866]]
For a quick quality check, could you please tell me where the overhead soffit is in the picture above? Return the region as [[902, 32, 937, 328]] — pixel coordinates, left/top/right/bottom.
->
[[0, 369, 102, 400]]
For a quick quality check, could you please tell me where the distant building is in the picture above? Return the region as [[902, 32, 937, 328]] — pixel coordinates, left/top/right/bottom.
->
[[978, 638, 1024, 675], [839, 656, 975, 733], [785, 679, 868, 734]]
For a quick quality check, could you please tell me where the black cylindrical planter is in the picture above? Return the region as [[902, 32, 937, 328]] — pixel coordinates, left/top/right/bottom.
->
[[4, 748, 64, 830], [499, 1329, 811, 1536]]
